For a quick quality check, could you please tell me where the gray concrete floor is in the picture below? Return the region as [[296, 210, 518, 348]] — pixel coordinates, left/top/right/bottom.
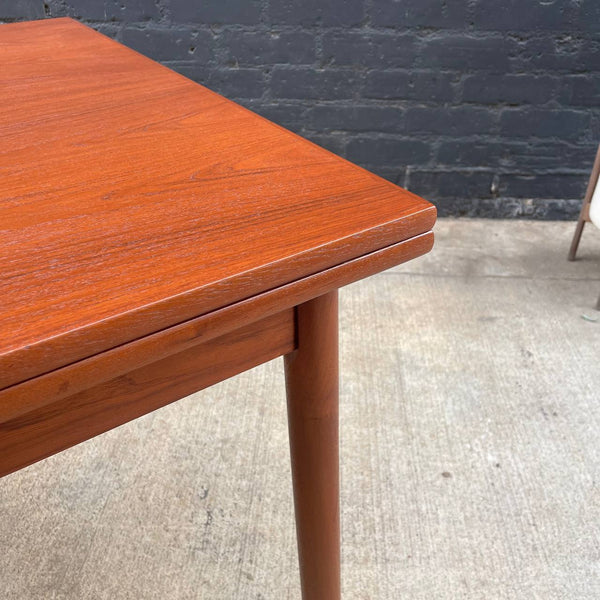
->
[[1, 219, 599, 600]]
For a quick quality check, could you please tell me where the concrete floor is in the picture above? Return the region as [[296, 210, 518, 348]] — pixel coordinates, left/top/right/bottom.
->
[[1, 219, 599, 599]]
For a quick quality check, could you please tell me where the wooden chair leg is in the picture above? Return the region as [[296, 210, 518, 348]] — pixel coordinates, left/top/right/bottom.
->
[[569, 143, 600, 261], [568, 217, 586, 261], [284, 291, 340, 600]]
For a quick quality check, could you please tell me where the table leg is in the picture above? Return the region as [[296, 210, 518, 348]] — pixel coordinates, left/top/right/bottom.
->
[[284, 290, 340, 600]]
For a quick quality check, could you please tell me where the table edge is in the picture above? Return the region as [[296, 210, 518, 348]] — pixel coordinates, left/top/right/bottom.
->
[[0, 229, 434, 413]]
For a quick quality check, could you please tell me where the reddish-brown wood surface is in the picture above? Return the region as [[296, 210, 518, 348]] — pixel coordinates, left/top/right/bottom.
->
[[0, 309, 295, 477], [285, 291, 340, 600], [0, 18, 436, 389], [0, 231, 432, 424]]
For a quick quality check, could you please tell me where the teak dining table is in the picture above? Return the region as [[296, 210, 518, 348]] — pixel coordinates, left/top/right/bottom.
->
[[0, 18, 436, 600]]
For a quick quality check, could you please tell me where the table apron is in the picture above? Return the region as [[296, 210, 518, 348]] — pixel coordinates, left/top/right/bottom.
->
[[0, 310, 295, 477], [0, 230, 433, 478], [0, 231, 433, 421]]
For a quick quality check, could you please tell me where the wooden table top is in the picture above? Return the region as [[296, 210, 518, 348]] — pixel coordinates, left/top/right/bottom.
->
[[0, 18, 435, 390]]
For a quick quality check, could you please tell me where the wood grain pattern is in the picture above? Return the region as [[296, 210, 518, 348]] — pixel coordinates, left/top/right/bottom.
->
[[0, 310, 294, 477], [0, 18, 436, 389], [0, 231, 432, 424]]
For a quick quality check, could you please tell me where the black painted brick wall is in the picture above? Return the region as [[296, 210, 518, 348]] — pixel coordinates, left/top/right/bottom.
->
[[3, 0, 600, 218]]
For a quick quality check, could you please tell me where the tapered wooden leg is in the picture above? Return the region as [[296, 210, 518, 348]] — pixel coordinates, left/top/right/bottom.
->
[[285, 290, 340, 600]]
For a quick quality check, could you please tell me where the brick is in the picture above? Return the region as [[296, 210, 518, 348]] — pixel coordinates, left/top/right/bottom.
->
[[271, 67, 358, 100], [371, 0, 467, 28], [431, 197, 494, 218], [463, 74, 559, 105], [320, 0, 364, 26], [45, 0, 106, 20], [169, 63, 211, 84], [306, 106, 404, 133], [408, 170, 496, 201], [561, 75, 600, 107], [577, 40, 600, 73], [526, 199, 582, 220], [406, 107, 496, 136], [322, 32, 416, 68], [472, 0, 577, 31], [499, 141, 598, 172], [437, 140, 598, 172], [92, 23, 120, 39], [500, 108, 590, 140], [577, 0, 600, 33], [322, 32, 371, 68], [418, 35, 516, 72], [346, 138, 431, 167], [173, 65, 265, 99], [433, 197, 582, 219], [251, 103, 308, 132], [365, 166, 405, 184], [591, 113, 600, 140], [122, 28, 211, 62], [437, 141, 503, 167], [269, 0, 364, 26], [431, 197, 492, 218], [207, 68, 266, 99], [170, 0, 261, 25], [500, 173, 587, 199], [0, 0, 44, 19], [364, 70, 454, 102], [221, 31, 315, 66], [104, 0, 159, 21], [433, 198, 506, 218], [510, 37, 590, 73], [303, 133, 348, 156]]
